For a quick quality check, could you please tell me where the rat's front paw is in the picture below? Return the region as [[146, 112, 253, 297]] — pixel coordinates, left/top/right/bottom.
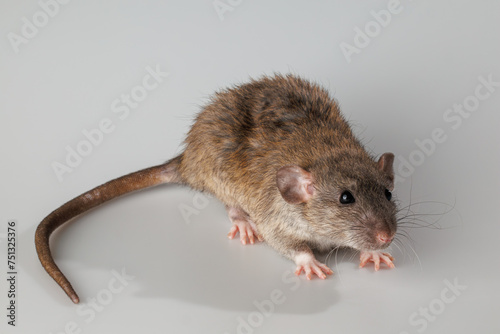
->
[[359, 251, 395, 271], [294, 252, 333, 280], [226, 206, 262, 245], [227, 220, 261, 245]]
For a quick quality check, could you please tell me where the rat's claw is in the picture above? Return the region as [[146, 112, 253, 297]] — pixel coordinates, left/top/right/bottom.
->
[[359, 251, 395, 271], [294, 252, 333, 280]]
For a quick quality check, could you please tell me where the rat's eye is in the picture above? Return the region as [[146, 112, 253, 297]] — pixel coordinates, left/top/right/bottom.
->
[[340, 191, 355, 204], [384, 189, 392, 201]]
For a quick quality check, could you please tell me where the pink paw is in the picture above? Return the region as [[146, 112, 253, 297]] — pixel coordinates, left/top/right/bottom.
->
[[227, 221, 261, 245], [359, 251, 395, 271], [294, 252, 333, 280], [226, 206, 261, 245]]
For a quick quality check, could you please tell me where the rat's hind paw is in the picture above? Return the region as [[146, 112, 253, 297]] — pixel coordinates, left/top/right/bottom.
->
[[226, 206, 262, 245], [294, 252, 334, 280], [359, 251, 395, 271]]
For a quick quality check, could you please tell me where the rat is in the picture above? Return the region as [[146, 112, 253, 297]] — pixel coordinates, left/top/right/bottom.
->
[[35, 74, 397, 304]]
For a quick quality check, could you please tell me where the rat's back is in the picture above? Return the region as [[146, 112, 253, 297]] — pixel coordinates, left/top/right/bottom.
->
[[178, 74, 365, 205]]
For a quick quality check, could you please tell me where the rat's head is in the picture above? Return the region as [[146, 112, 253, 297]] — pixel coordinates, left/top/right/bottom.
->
[[276, 152, 397, 251]]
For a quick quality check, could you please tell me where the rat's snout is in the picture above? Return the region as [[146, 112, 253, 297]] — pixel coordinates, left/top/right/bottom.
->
[[376, 232, 393, 245]]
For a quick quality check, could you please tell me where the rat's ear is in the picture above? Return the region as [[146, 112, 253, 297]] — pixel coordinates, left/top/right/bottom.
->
[[276, 165, 315, 204], [377, 152, 395, 190]]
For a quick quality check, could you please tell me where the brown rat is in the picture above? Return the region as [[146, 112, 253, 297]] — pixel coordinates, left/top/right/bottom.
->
[[35, 74, 397, 304]]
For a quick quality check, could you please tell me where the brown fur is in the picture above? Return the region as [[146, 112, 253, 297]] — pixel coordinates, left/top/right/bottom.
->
[[35, 74, 396, 303]]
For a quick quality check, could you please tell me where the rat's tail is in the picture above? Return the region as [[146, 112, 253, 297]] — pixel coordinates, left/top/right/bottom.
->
[[35, 156, 183, 304]]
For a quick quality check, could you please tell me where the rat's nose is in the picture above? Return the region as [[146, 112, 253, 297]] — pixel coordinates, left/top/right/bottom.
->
[[376, 232, 393, 244]]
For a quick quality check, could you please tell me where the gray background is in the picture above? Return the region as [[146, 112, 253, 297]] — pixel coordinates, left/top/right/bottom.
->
[[1, 1, 499, 333]]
